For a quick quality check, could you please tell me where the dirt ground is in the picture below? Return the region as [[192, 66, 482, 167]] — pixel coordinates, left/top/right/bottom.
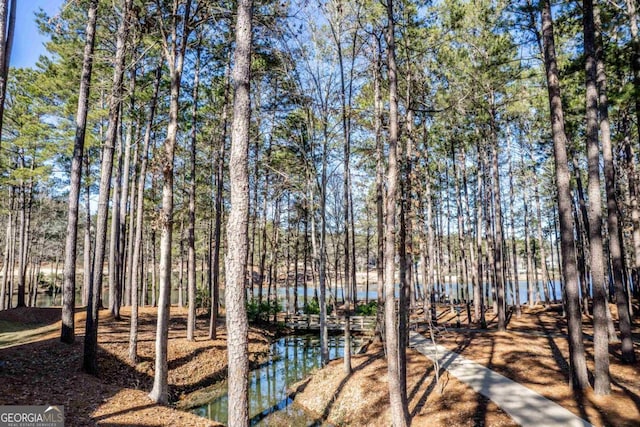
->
[[0, 306, 272, 426], [1, 303, 639, 426], [292, 304, 640, 427]]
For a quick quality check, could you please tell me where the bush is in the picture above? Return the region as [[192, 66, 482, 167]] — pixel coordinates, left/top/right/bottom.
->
[[196, 286, 210, 310], [355, 300, 377, 316], [303, 298, 333, 315], [246, 298, 281, 323]]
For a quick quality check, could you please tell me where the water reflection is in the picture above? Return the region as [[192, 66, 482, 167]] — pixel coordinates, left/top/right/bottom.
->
[[193, 334, 354, 426]]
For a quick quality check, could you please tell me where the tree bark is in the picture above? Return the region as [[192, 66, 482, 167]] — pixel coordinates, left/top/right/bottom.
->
[[225, 0, 252, 423], [129, 65, 160, 364], [84, 0, 132, 375], [374, 34, 385, 338], [83, 154, 92, 307], [119, 72, 136, 308], [540, 0, 590, 390], [0, 0, 15, 142], [489, 105, 506, 331], [385, 1, 409, 424], [594, 4, 635, 363], [187, 42, 201, 341], [149, 0, 192, 404], [61, 0, 98, 344], [583, 0, 611, 395]]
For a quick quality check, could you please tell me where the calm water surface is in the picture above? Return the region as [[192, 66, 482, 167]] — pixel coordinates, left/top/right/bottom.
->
[[192, 334, 356, 426]]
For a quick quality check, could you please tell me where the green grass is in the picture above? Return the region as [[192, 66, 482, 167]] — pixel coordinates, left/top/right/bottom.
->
[[0, 319, 59, 349]]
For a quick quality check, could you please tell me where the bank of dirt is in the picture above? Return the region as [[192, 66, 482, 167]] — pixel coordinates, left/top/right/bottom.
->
[[0, 306, 272, 426], [292, 305, 640, 427]]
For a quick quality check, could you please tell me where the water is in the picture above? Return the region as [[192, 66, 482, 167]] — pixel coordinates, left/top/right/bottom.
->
[[192, 334, 355, 426], [266, 280, 562, 312]]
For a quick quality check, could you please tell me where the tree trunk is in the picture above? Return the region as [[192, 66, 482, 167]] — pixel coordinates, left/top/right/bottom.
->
[[109, 111, 124, 316], [533, 171, 551, 305], [374, 34, 385, 338], [149, 0, 192, 405], [187, 42, 201, 342], [540, 0, 590, 390], [178, 218, 185, 308], [209, 61, 230, 340], [489, 106, 506, 331], [83, 154, 92, 307], [385, 1, 409, 424], [507, 133, 521, 316], [129, 64, 160, 364], [225, 0, 252, 423], [0, 205, 11, 310], [594, 5, 635, 363], [583, 0, 611, 395], [61, 0, 98, 343], [84, 0, 133, 375], [16, 181, 27, 308], [0, 0, 15, 141], [475, 147, 485, 326], [120, 72, 136, 308]]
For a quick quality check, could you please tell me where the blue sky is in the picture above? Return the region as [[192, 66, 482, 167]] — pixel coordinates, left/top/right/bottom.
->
[[12, 0, 65, 68]]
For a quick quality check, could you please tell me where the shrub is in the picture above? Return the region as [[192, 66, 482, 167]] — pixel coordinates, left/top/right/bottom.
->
[[303, 298, 333, 315], [196, 286, 210, 310], [246, 298, 281, 323], [355, 300, 377, 316]]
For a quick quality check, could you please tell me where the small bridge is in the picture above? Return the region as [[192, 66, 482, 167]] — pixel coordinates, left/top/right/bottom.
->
[[278, 313, 377, 333]]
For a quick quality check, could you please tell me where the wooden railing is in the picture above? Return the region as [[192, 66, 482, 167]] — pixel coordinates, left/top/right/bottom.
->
[[279, 313, 376, 332]]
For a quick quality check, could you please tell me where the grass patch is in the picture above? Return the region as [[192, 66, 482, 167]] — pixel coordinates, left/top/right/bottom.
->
[[0, 319, 59, 349]]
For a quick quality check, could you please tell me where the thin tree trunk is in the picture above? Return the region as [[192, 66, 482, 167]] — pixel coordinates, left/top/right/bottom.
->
[[385, 1, 409, 424], [475, 146, 484, 326], [109, 112, 124, 316], [120, 71, 136, 308], [595, 5, 635, 363], [187, 41, 201, 342], [148, 0, 192, 404], [0, 0, 15, 141], [16, 181, 27, 307], [178, 218, 185, 308], [84, 0, 133, 375], [209, 61, 230, 340], [129, 64, 160, 364], [124, 137, 139, 310], [489, 105, 506, 331], [507, 133, 521, 316], [83, 154, 92, 307], [533, 171, 551, 305], [583, 0, 610, 395], [1, 188, 14, 309], [373, 35, 385, 338], [61, 0, 98, 343]]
